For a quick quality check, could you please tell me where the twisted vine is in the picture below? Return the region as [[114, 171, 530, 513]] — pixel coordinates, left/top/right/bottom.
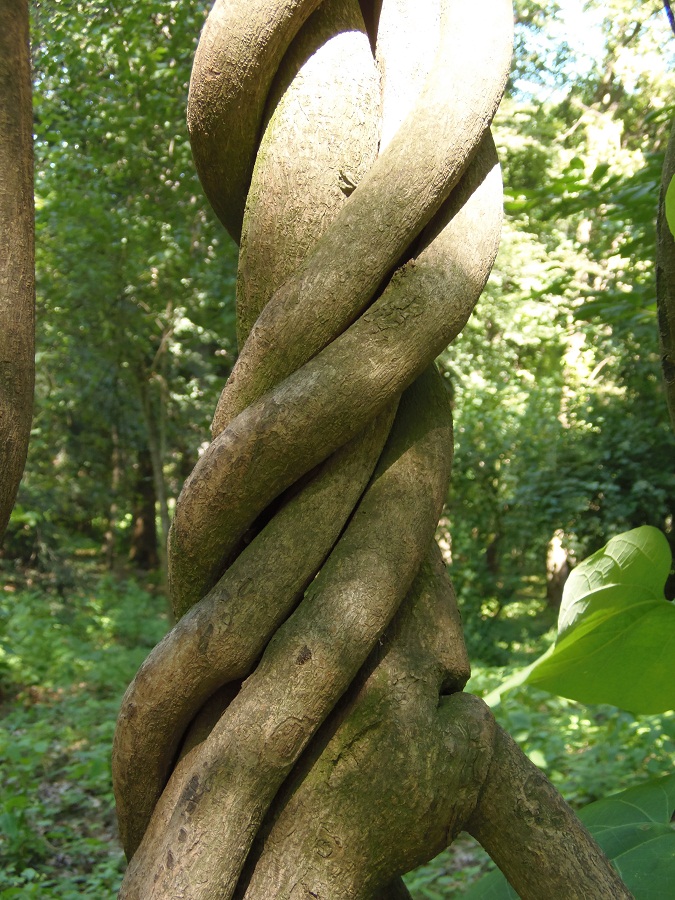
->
[[113, 1, 634, 897]]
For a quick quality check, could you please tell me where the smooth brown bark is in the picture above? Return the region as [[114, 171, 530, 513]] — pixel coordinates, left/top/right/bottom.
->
[[188, 0, 325, 242], [209, 0, 513, 436], [236, 544, 486, 900], [171, 0, 389, 617], [0, 0, 34, 544], [235, 0, 381, 348]]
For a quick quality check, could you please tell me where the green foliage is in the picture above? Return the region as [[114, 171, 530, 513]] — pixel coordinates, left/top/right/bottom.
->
[[0, 569, 168, 897], [463, 775, 675, 899], [487, 528, 675, 714], [3, 566, 672, 897], [404, 837, 492, 899], [440, 0, 675, 666], [14, 0, 239, 565], [527, 527, 675, 713], [473, 671, 675, 807]]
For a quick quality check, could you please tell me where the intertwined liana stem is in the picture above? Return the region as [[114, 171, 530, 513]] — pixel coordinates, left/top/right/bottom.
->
[[115, 0, 506, 862], [167, 0, 513, 615], [113, 2, 632, 898]]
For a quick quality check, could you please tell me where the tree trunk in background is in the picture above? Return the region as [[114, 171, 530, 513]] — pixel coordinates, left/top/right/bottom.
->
[[102, 426, 121, 569], [0, 0, 34, 545], [486, 533, 501, 576], [128, 447, 159, 570], [545, 528, 570, 609], [139, 380, 170, 587]]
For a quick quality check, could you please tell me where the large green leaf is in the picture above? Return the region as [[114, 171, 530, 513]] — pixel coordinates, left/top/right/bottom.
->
[[463, 775, 675, 899], [524, 527, 675, 714], [581, 772, 675, 828], [666, 174, 675, 240], [462, 871, 518, 899]]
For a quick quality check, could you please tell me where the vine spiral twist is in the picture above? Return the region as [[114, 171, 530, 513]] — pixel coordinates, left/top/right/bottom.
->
[[111, 2, 627, 898]]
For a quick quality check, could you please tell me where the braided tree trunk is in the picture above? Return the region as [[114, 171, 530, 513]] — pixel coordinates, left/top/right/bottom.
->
[[113, 1, 633, 897]]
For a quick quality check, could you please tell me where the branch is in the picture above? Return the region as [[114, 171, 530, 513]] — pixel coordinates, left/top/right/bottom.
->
[[664, 0, 675, 37], [467, 725, 634, 899]]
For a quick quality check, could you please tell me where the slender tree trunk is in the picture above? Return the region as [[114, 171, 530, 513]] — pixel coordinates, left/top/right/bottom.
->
[[0, 0, 34, 544], [129, 447, 159, 570], [140, 379, 170, 588], [102, 426, 121, 569], [546, 529, 570, 609]]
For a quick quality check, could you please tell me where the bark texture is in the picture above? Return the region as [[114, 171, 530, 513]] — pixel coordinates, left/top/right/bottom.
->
[[467, 726, 634, 899], [0, 0, 35, 544], [657, 120, 675, 433], [115, 1, 631, 897]]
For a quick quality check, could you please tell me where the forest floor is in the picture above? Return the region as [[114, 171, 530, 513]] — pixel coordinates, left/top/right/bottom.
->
[[1, 558, 673, 898]]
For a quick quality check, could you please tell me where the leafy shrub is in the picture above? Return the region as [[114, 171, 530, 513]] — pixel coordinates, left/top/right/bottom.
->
[[0, 569, 167, 896]]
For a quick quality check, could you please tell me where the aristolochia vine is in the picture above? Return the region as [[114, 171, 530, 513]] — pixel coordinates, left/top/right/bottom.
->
[[112, 2, 634, 897]]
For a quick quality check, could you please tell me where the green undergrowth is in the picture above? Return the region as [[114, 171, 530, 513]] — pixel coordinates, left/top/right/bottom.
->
[[0, 564, 673, 898], [0, 564, 168, 897]]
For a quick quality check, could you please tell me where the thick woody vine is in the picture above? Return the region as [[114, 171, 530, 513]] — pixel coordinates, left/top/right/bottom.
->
[[112, 1, 633, 897]]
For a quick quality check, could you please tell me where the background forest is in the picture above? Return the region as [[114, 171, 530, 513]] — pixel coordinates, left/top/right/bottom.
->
[[2, 0, 675, 896]]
